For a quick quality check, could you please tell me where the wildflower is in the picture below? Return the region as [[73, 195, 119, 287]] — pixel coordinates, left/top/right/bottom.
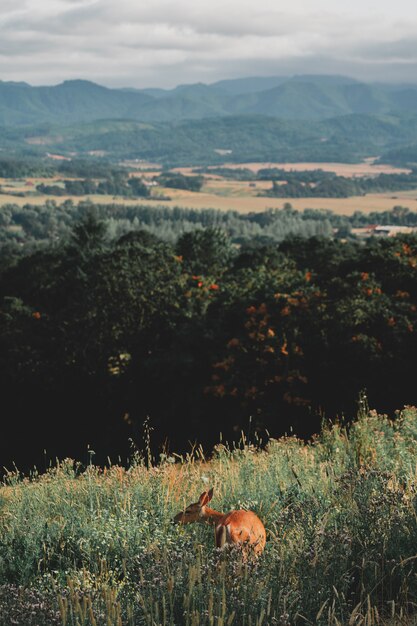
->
[[209, 283, 219, 291], [197, 281, 204, 288], [267, 328, 275, 338], [32, 311, 41, 319], [305, 271, 312, 282], [281, 341, 288, 356], [387, 317, 396, 327], [361, 272, 369, 281]]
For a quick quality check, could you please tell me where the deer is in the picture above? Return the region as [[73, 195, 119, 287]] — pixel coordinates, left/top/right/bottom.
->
[[173, 487, 266, 556]]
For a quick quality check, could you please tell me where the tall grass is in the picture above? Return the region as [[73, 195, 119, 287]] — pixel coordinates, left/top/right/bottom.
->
[[1, 406, 417, 625]]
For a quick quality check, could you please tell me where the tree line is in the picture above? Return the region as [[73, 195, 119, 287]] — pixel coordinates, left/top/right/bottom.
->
[[3, 201, 417, 263], [262, 171, 417, 198], [1, 214, 417, 472], [36, 174, 150, 198]]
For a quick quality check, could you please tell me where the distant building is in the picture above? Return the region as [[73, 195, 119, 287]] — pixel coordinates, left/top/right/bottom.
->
[[350, 225, 417, 239], [373, 225, 416, 237], [350, 226, 377, 239]]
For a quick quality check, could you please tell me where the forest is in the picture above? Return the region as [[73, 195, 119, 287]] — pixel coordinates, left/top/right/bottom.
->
[[2, 200, 417, 259], [1, 208, 417, 473], [4, 111, 417, 166]]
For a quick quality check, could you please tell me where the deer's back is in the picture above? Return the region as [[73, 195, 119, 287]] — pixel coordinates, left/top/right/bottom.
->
[[215, 510, 266, 555]]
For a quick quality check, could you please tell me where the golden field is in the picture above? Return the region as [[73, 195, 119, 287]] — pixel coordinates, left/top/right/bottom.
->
[[174, 159, 412, 177], [2, 185, 417, 215], [2, 160, 417, 216]]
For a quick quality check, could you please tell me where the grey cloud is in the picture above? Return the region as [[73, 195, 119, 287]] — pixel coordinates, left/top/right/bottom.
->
[[353, 37, 417, 61], [1, 0, 417, 87]]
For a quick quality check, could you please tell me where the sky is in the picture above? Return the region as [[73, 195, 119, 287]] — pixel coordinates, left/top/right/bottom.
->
[[1, 0, 417, 88]]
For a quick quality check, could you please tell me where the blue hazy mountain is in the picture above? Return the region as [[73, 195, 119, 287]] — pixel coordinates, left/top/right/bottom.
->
[[2, 75, 417, 125]]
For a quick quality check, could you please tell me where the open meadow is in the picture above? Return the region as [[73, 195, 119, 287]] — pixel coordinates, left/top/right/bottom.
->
[[2, 159, 417, 215], [1, 407, 417, 625], [174, 161, 413, 177]]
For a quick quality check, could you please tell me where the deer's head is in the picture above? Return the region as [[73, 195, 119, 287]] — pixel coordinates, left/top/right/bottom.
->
[[173, 488, 214, 524]]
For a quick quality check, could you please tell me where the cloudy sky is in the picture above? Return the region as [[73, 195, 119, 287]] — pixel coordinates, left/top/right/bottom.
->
[[1, 0, 417, 88]]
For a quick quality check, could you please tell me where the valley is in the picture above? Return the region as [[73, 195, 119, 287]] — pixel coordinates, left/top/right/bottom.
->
[[2, 158, 417, 215]]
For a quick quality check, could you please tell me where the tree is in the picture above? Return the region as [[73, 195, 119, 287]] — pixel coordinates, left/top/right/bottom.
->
[[176, 228, 234, 275]]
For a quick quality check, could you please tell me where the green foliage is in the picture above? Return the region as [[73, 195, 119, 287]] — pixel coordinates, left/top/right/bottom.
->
[[1, 409, 417, 624], [0, 157, 55, 178], [5, 112, 417, 166], [0, 202, 336, 262], [157, 172, 204, 191], [2, 216, 417, 476], [176, 228, 234, 274], [379, 143, 417, 167], [37, 174, 150, 198], [262, 170, 417, 198]]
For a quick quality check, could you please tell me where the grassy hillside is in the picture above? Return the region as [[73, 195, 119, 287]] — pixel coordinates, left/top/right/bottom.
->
[[1, 406, 417, 625]]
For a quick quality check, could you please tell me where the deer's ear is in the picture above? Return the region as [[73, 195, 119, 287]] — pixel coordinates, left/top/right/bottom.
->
[[199, 487, 214, 506], [198, 491, 210, 506]]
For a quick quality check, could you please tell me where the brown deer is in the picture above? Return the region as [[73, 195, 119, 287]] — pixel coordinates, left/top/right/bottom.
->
[[173, 487, 266, 556]]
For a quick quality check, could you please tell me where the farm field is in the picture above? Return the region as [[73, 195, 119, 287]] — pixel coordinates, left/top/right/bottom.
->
[[174, 160, 412, 177], [1, 407, 417, 625], [2, 157, 417, 217], [157, 186, 417, 214], [2, 178, 417, 215]]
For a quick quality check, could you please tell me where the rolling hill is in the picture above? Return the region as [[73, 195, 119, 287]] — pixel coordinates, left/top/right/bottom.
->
[[2, 75, 417, 126], [4, 112, 417, 166]]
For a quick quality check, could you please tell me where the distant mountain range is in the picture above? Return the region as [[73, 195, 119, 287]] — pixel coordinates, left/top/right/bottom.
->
[[2, 75, 417, 126]]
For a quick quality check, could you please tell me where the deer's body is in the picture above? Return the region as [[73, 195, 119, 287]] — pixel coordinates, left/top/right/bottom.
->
[[174, 489, 266, 556]]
